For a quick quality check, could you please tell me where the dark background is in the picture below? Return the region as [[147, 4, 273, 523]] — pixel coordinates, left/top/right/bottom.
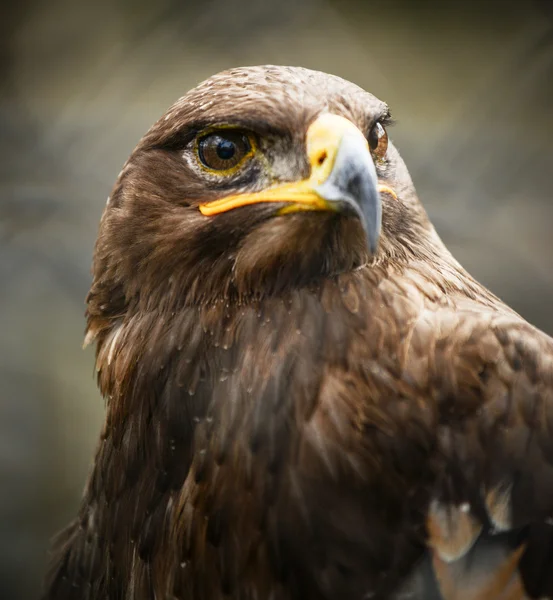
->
[[1, 1, 553, 598]]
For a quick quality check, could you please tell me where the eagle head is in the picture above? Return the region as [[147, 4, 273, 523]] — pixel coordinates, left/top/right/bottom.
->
[[88, 65, 433, 334]]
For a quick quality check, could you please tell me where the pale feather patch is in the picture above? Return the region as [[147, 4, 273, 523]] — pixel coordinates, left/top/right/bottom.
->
[[431, 543, 527, 600], [83, 328, 97, 349], [107, 324, 124, 366], [486, 485, 513, 532], [126, 544, 139, 600], [301, 418, 338, 479], [427, 500, 483, 562]]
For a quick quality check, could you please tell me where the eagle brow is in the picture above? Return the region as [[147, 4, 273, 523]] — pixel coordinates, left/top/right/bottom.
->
[[157, 117, 289, 150], [378, 107, 395, 127]]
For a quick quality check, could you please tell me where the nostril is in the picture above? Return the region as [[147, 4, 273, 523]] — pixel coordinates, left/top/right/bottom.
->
[[317, 151, 327, 166]]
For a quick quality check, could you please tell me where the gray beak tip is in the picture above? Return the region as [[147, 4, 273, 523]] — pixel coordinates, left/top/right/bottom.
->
[[315, 131, 383, 257]]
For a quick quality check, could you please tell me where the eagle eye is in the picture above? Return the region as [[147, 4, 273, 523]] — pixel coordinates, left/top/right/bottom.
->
[[368, 122, 388, 160], [197, 130, 253, 172]]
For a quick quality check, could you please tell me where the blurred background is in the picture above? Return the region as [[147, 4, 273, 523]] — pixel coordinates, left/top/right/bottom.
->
[[1, 0, 553, 597]]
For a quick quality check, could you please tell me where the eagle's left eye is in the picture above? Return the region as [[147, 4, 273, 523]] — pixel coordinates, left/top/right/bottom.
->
[[197, 131, 252, 172]]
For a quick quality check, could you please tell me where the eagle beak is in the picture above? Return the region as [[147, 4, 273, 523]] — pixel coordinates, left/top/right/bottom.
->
[[199, 113, 396, 254]]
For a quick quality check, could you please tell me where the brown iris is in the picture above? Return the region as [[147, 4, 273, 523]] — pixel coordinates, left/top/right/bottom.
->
[[368, 122, 388, 160], [197, 131, 252, 172]]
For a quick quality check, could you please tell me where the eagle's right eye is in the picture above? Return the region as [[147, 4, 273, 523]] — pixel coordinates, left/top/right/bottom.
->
[[197, 130, 253, 173], [367, 122, 388, 161]]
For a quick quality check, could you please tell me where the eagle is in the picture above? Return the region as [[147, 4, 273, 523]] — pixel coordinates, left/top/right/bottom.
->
[[43, 66, 553, 600]]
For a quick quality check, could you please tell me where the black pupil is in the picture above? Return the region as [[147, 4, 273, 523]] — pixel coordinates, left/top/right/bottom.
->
[[216, 139, 236, 160], [198, 131, 250, 170]]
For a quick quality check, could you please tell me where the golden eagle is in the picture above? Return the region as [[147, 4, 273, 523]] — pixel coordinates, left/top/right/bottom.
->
[[44, 66, 553, 600]]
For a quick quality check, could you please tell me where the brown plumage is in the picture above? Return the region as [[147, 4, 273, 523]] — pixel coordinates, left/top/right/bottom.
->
[[43, 66, 553, 600]]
